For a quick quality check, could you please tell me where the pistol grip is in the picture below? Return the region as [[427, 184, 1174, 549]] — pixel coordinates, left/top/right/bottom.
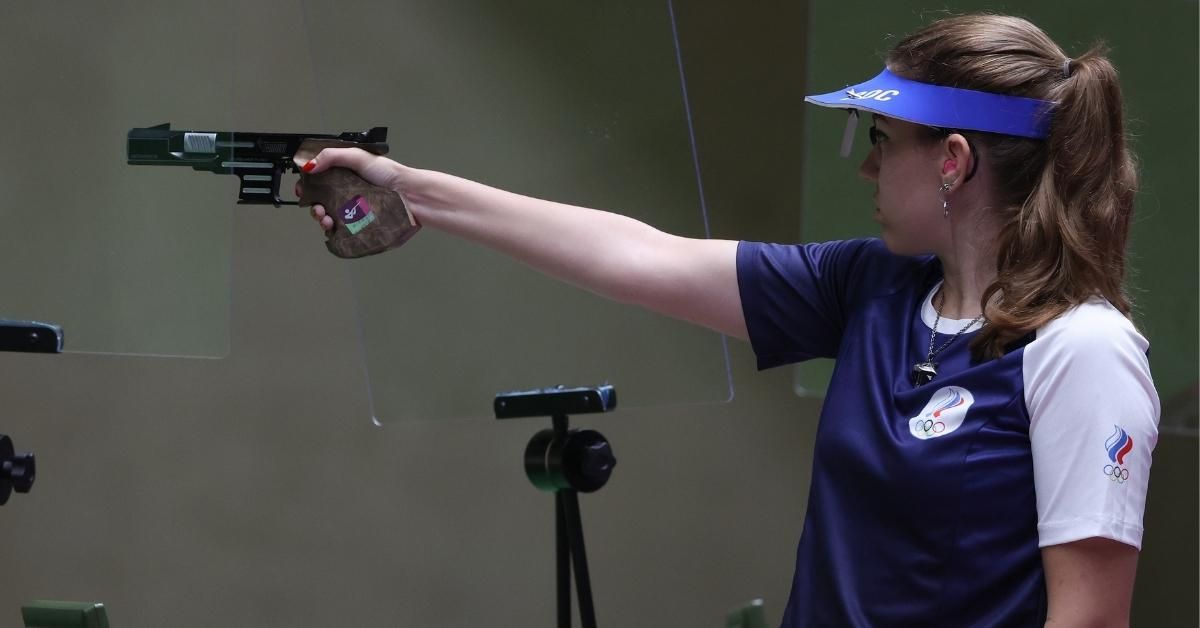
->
[[298, 167, 419, 258]]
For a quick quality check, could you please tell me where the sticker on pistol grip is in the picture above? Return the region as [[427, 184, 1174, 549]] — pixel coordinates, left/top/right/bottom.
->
[[337, 195, 377, 235]]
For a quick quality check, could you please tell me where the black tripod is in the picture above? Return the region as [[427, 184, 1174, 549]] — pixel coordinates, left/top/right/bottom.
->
[[0, 433, 35, 505], [495, 385, 618, 628], [0, 318, 56, 506]]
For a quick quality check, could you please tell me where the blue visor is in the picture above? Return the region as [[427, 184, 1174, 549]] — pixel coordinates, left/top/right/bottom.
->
[[806, 68, 1054, 156]]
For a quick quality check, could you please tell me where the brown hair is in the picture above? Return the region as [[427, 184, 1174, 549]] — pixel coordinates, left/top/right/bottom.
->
[[886, 14, 1138, 358]]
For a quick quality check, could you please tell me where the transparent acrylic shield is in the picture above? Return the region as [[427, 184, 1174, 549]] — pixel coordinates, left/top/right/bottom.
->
[[0, 4, 236, 357], [299, 0, 733, 422]]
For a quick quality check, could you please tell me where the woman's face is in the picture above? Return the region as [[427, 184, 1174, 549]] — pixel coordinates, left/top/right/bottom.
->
[[857, 115, 948, 256]]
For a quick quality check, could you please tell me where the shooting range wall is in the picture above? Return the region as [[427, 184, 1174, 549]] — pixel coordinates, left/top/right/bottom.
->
[[0, 2, 1193, 626]]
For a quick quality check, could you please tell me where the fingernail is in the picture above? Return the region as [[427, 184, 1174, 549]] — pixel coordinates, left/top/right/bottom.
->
[[302, 161, 316, 173]]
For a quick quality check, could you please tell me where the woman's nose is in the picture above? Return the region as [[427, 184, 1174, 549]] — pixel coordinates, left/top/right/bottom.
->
[[858, 148, 879, 182]]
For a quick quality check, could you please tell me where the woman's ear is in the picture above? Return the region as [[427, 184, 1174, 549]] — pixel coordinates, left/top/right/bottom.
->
[[941, 133, 972, 186]]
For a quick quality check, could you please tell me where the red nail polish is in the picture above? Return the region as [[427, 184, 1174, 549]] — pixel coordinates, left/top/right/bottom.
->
[[302, 161, 316, 173]]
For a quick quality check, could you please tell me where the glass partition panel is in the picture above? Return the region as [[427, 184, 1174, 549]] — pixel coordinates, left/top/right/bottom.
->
[[296, 0, 733, 422], [0, 3, 236, 357]]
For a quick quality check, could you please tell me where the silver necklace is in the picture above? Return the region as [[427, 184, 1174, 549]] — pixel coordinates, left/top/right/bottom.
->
[[910, 289, 985, 387]]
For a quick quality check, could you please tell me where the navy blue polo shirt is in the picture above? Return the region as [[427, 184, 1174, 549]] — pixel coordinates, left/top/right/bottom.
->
[[736, 238, 1158, 627]]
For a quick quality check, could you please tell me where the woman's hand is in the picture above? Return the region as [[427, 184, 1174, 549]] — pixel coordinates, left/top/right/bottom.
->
[[295, 147, 409, 232]]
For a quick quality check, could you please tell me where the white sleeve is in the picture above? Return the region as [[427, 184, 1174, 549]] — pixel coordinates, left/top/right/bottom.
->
[[1023, 300, 1160, 550]]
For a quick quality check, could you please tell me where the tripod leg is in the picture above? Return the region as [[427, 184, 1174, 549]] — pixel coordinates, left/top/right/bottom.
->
[[557, 492, 571, 628], [562, 490, 598, 628]]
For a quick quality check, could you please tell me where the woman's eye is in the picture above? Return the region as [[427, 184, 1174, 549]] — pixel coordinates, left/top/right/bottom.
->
[[869, 126, 888, 146]]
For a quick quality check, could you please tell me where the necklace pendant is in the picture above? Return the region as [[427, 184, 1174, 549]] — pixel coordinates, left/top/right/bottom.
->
[[911, 361, 938, 387]]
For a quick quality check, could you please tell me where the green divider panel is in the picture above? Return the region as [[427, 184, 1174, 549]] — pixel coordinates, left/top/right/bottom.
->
[[21, 601, 110, 628], [795, 2, 1198, 433]]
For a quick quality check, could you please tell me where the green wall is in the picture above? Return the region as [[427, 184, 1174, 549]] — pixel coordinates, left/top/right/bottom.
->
[[795, 1, 1199, 434], [0, 3, 1192, 627]]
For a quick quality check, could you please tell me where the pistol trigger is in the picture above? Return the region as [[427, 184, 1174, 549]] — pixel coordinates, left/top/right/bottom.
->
[[269, 163, 298, 207], [271, 165, 284, 207]]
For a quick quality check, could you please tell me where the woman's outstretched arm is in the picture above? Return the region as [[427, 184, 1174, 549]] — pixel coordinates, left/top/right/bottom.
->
[[302, 147, 748, 340]]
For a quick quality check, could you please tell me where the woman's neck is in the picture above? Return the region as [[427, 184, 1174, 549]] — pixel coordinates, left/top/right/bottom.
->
[[936, 210, 1001, 320]]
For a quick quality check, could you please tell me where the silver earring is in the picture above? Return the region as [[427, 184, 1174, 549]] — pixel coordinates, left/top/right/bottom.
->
[[940, 182, 951, 218]]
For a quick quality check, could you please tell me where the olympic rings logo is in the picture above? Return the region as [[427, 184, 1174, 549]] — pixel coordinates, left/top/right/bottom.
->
[[1103, 464, 1130, 483], [914, 419, 946, 434], [908, 386, 973, 440]]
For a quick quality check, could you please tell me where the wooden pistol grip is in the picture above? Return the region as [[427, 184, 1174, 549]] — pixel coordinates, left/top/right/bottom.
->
[[295, 139, 419, 259]]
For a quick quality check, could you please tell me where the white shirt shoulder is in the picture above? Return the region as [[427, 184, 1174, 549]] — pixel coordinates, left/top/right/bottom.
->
[[1023, 298, 1160, 549]]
